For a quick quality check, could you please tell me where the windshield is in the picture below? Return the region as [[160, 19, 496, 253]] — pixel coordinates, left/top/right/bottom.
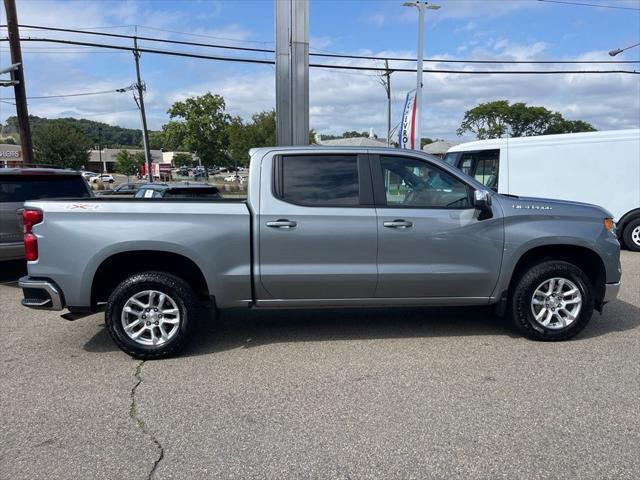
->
[[443, 152, 458, 166]]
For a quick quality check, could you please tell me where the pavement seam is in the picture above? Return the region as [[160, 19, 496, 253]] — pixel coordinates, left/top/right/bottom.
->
[[130, 360, 165, 480]]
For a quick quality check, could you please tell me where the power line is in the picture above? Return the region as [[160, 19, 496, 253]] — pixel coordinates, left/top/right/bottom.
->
[[5, 24, 275, 55], [0, 85, 135, 100], [0, 47, 129, 53], [537, 0, 640, 11], [3, 23, 639, 65], [136, 24, 275, 45], [5, 37, 638, 75]]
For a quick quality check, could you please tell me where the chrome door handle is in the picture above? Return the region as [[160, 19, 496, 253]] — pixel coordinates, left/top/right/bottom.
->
[[383, 219, 413, 229], [266, 219, 297, 229]]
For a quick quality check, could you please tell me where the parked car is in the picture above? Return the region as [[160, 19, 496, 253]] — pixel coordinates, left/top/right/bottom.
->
[[224, 174, 245, 184], [134, 183, 221, 199], [19, 147, 620, 359], [89, 174, 115, 184], [0, 168, 92, 261], [81, 171, 97, 181], [444, 129, 640, 251], [95, 182, 144, 196]]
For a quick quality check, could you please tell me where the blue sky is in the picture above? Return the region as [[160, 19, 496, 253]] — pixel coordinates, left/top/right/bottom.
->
[[1, 0, 639, 139]]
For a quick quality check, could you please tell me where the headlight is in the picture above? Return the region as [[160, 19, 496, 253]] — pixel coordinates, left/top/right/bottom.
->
[[604, 218, 616, 235]]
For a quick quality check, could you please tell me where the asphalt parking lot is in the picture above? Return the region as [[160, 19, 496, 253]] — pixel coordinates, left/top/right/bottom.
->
[[1, 252, 639, 480]]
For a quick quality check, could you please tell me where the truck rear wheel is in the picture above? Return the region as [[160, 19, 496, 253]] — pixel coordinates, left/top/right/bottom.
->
[[105, 271, 198, 359], [510, 260, 594, 341], [622, 218, 640, 252]]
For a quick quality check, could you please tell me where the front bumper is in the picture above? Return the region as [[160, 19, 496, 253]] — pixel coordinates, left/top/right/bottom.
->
[[603, 282, 620, 303], [19, 276, 65, 311]]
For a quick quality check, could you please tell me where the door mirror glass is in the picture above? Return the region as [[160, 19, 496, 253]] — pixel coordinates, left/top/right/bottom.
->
[[474, 189, 492, 211]]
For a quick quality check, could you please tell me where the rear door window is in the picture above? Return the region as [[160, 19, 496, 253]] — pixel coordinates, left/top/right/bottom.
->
[[276, 155, 360, 206], [0, 175, 91, 202]]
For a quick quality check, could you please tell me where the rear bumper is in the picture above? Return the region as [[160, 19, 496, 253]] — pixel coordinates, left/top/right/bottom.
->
[[603, 282, 620, 303], [0, 242, 24, 261], [19, 276, 65, 311]]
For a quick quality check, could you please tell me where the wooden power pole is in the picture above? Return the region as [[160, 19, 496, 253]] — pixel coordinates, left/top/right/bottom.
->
[[378, 59, 393, 146], [132, 36, 153, 182], [3, 0, 33, 165]]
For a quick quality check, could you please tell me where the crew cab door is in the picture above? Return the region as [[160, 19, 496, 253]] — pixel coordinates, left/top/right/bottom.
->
[[258, 152, 377, 301], [372, 153, 503, 299]]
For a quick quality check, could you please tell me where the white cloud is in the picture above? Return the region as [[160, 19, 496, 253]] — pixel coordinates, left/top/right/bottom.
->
[[1, 2, 638, 142]]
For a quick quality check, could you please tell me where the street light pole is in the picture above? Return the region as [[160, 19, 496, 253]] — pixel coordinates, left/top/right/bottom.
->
[[609, 42, 640, 57], [403, 1, 440, 151]]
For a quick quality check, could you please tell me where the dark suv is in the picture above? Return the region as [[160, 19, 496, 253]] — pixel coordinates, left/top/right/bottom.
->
[[0, 168, 92, 261]]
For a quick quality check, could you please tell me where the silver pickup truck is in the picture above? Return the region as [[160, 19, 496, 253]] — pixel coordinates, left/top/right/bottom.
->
[[19, 147, 621, 359]]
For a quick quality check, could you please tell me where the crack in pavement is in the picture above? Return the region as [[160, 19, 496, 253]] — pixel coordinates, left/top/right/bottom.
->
[[130, 360, 164, 480]]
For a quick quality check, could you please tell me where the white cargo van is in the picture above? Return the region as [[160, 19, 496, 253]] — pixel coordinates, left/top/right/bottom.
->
[[444, 129, 640, 251]]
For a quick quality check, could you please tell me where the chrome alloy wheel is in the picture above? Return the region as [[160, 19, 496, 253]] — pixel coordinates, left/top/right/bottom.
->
[[531, 277, 582, 330], [632, 225, 640, 247], [121, 290, 181, 346]]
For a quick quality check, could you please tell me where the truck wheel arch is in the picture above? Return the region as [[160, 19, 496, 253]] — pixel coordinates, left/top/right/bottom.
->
[[91, 250, 210, 307], [505, 244, 607, 308]]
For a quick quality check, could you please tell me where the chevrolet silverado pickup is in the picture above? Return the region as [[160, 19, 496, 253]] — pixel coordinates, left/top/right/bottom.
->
[[19, 147, 621, 359]]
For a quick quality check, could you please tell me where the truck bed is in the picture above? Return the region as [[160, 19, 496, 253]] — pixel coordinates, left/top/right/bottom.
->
[[24, 198, 253, 308]]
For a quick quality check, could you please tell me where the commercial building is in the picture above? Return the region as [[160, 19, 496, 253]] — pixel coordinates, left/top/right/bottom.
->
[[422, 140, 461, 159], [87, 148, 164, 173], [0, 144, 22, 168]]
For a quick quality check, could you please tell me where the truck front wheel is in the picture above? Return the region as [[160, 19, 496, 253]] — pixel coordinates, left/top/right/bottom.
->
[[105, 271, 198, 359], [510, 260, 594, 341]]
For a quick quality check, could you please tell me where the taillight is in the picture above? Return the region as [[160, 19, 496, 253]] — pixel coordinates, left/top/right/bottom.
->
[[23, 209, 43, 261]]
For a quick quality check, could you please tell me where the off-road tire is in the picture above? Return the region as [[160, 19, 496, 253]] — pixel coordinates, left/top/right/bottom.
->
[[106, 271, 198, 359], [510, 260, 594, 341], [622, 218, 640, 252]]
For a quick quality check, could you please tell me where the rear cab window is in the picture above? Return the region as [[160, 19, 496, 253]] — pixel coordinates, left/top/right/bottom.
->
[[0, 174, 92, 202]]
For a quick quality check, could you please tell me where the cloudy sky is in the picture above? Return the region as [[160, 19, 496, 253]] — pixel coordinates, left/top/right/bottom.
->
[[1, 0, 639, 140]]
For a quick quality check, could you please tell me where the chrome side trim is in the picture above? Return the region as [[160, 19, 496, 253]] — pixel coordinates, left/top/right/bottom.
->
[[18, 276, 64, 311], [603, 282, 620, 303]]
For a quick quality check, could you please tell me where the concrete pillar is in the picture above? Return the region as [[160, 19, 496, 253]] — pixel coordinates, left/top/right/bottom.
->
[[275, 0, 309, 146]]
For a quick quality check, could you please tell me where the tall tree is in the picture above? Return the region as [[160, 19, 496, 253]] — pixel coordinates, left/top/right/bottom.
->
[[32, 120, 91, 169], [114, 149, 144, 180], [457, 100, 511, 139], [165, 93, 231, 167], [457, 100, 596, 139], [227, 110, 277, 166], [172, 152, 194, 167]]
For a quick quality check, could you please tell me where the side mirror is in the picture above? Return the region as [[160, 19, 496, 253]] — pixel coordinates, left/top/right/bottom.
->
[[474, 189, 492, 212]]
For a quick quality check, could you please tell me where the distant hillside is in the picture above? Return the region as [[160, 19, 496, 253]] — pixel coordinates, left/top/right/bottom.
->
[[3, 115, 144, 148]]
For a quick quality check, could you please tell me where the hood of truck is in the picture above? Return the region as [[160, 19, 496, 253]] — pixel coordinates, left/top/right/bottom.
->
[[495, 194, 613, 219]]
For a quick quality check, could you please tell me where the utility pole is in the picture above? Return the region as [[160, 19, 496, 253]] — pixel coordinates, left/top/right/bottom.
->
[[378, 59, 393, 146], [3, 0, 33, 165], [132, 36, 153, 182], [403, 1, 440, 150]]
